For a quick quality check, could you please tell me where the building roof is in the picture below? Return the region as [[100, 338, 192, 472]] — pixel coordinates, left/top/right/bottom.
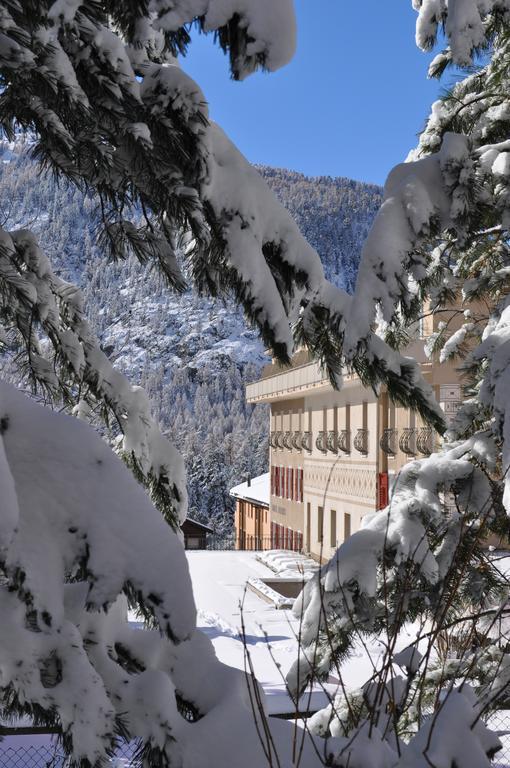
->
[[181, 518, 214, 533], [229, 472, 269, 507]]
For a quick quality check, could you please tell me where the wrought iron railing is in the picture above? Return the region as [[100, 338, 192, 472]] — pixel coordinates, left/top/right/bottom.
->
[[275, 430, 285, 449], [337, 429, 351, 453], [327, 430, 337, 453], [416, 427, 433, 456], [283, 430, 293, 450], [270, 431, 277, 449], [302, 431, 312, 452], [292, 430, 303, 451], [399, 427, 417, 455], [353, 428, 369, 455], [380, 428, 398, 455], [316, 430, 327, 453]]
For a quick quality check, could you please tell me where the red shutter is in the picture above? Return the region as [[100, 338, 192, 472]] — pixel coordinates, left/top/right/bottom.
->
[[378, 472, 389, 509]]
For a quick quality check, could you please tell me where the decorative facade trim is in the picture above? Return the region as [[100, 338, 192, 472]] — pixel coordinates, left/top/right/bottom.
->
[[304, 465, 377, 500]]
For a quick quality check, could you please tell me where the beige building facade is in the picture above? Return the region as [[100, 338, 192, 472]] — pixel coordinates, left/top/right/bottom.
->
[[246, 321, 463, 562]]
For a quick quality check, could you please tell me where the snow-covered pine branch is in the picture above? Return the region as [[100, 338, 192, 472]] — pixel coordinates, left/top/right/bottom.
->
[[283, 4, 510, 763], [0, 381, 326, 767], [0, 226, 186, 527], [0, 0, 445, 429]]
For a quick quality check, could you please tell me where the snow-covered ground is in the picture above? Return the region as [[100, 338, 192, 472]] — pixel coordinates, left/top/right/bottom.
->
[[184, 549, 414, 716], [186, 550, 335, 715]]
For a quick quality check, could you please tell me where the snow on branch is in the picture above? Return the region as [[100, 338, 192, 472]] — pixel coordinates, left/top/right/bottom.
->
[[0, 0, 448, 429], [0, 226, 187, 527], [0, 383, 321, 766], [287, 434, 497, 695], [413, 0, 510, 67]]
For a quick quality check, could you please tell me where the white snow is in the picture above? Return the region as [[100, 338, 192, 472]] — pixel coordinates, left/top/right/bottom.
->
[[256, 549, 319, 579], [230, 472, 269, 507], [183, 550, 337, 715]]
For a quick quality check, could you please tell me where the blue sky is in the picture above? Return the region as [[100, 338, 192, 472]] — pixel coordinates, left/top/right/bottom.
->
[[183, 1, 449, 187]]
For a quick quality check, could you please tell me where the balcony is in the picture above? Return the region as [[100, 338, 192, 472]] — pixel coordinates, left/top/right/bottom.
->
[[292, 430, 303, 451], [416, 427, 433, 456], [283, 431, 293, 450], [246, 360, 330, 403], [399, 428, 417, 456], [327, 430, 337, 453], [353, 428, 369, 455], [380, 428, 398, 456], [316, 430, 327, 453], [270, 431, 277, 449], [337, 429, 351, 454], [302, 431, 312, 452]]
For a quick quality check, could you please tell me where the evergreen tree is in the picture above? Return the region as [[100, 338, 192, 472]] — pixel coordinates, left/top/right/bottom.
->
[[289, 3, 510, 764]]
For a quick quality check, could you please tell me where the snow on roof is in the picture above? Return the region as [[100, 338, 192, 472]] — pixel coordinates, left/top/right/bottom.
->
[[182, 517, 214, 533], [229, 472, 269, 507]]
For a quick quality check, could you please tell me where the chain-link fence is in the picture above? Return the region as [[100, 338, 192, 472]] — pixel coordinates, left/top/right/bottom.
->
[[3, 715, 510, 767], [487, 710, 510, 767], [0, 738, 141, 767]]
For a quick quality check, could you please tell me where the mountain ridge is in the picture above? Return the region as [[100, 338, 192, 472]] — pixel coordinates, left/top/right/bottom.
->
[[0, 147, 382, 531]]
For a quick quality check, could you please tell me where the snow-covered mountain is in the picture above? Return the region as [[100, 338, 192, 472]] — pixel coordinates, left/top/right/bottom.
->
[[0, 147, 381, 530]]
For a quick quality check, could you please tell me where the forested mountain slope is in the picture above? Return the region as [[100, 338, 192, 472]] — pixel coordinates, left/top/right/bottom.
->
[[0, 143, 381, 532]]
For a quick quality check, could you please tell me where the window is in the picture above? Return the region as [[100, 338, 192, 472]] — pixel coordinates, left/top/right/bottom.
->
[[293, 468, 303, 502], [318, 506, 324, 543], [330, 509, 337, 548], [344, 512, 351, 540], [289, 467, 294, 500]]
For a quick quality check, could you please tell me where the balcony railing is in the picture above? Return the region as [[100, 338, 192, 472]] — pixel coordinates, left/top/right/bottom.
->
[[380, 428, 398, 456], [353, 428, 369, 455], [275, 430, 285, 450], [337, 429, 351, 453], [399, 427, 417, 456], [283, 430, 293, 450], [302, 431, 312, 452], [292, 430, 303, 451], [416, 427, 433, 456], [270, 431, 277, 449], [316, 430, 327, 453], [327, 429, 337, 453]]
